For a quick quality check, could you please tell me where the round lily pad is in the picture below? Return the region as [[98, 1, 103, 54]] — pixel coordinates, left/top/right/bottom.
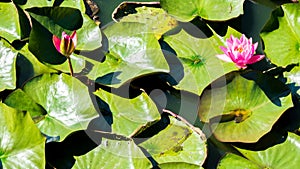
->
[[20, 73, 98, 140], [199, 74, 293, 142]]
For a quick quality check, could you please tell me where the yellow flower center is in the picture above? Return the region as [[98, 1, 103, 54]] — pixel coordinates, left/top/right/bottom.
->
[[235, 46, 244, 53]]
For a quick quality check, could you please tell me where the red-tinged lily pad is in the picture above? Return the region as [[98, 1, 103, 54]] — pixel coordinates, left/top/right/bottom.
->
[[11, 73, 99, 140], [163, 27, 239, 95], [160, 0, 245, 22], [218, 133, 300, 169], [94, 88, 161, 137], [198, 74, 293, 142], [261, 3, 300, 67], [139, 116, 207, 167], [0, 103, 45, 168]]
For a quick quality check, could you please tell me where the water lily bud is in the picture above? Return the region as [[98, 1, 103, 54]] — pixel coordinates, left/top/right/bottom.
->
[[52, 31, 77, 57], [216, 34, 265, 69]]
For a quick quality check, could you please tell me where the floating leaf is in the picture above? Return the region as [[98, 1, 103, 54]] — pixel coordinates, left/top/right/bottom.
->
[[119, 6, 178, 39], [0, 2, 21, 42], [199, 74, 293, 142], [88, 22, 169, 87], [218, 133, 300, 168], [261, 3, 300, 67], [140, 117, 207, 167], [94, 88, 161, 137], [20, 0, 85, 11], [0, 39, 17, 92], [28, 7, 101, 65], [4, 89, 46, 122], [72, 138, 152, 169], [217, 153, 261, 169], [163, 28, 238, 95], [21, 73, 98, 140], [160, 0, 245, 22], [0, 103, 45, 168]]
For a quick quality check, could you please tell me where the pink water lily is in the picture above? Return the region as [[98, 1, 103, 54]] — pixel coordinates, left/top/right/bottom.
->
[[216, 34, 265, 69], [52, 31, 77, 57]]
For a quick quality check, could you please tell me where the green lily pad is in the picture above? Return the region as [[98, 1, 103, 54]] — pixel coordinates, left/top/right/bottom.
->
[[0, 103, 45, 168], [160, 0, 245, 22], [0, 39, 17, 92], [28, 7, 101, 65], [199, 74, 293, 142], [140, 116, 207, 167], [4, 89, 46, 122], [218, 133, 300, 168], [94, 88, 161, 137], [217, 153, 261, 169], [88, 22, 169, 87], [119, 6, 178, 39], [261, 3, 300, 67], [20, 0, 85, 11], [21, 73, 98, 140], [0, 2, 21, 42], [72, 138, 152, 169], [163, 28, 238, 95]]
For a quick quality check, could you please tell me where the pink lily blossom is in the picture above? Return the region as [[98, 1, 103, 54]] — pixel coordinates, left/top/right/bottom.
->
[[52, 31, 77, 57], [216, 34, 265, 69]]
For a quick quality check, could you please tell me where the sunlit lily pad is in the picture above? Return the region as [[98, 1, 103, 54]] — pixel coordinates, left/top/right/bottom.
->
[[20, 0, 85, 11], [199, 74, 293, 142], [88, 22, 169, 87], [119, 6, 178, 39], [163, 28, 238, 95], [140, 116, 207, 167], [261, 3, 300, 67], [0, 103, 45, 168], [20, 73, 98, 140], [160, 0, 245, 22], [72, 138, 152, 169], [94, 88, 161, 137], [0, 2, 21, 42], [0, 39, 17, 92], [218, 133, 300, 168]]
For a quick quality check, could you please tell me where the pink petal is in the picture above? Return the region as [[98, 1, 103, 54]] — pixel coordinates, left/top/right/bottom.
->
[[247, 54, 265, 64], [52, 35, 61, 52], [216, 54, 233, 63], [220, 46, 228, 53]]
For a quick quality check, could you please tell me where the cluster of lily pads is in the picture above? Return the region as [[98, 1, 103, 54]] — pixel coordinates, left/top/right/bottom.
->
[[0, 0, 300, 168]]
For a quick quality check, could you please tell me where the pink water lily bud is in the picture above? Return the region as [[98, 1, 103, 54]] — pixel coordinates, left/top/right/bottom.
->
[[52, 31, 77, 57], [216, 34, 265, 69]]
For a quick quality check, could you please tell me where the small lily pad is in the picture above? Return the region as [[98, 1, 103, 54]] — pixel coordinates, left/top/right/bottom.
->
[[140, 116, 207, 167], [94, 88, 161, 137]]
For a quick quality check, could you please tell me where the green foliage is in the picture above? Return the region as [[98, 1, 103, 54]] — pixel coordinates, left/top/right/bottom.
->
[[0, 0, 299, 168]]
